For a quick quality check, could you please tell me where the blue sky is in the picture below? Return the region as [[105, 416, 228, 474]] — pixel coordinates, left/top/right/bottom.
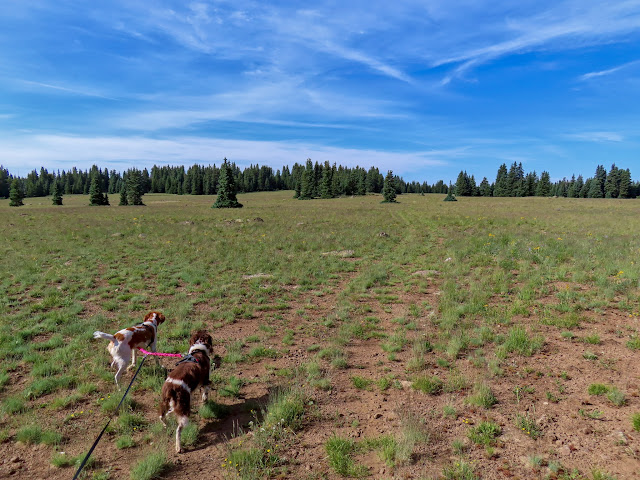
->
[[1, 1, 639, 183]]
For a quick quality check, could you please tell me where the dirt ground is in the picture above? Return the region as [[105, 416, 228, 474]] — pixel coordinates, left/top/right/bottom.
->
[[2, 268, 640, 480]]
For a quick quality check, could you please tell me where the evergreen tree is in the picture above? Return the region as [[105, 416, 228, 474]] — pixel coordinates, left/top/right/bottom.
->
[[126, 169, 145, 205], [493, 163, 509, 196], [119, 185, 128, 206], [443, 183, 457, 201], [299, 159, 315, 200], [381, 170, 397, 203], [604, 164, 620, 198], [619, 169, 631, 198], [213, 158, 243, 208], [535, 171, 552, 196], [320, 162, 334, 199], [9, 179, 23, 206], [51, 181, 63, 205], [479, 177, 492, 196], [88, 175, 107, 205]]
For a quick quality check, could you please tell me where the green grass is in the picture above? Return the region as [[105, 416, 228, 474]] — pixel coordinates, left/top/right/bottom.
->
[[129, 450, 171, 480], [468, 421, 501, 445], [588, 383, 609, 395], [2, 192, 640, 477], [631, 413, 640, 432], [351, 375, 373, 390], [515, 413, 542, 439], [325, 435, 368, 477]]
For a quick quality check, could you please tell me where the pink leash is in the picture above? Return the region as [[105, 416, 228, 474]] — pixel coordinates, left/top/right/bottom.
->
[[138, 347, 182, 358]]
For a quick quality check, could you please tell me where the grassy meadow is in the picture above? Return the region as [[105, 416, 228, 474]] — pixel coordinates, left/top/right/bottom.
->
[[1, 191, 639, 479]]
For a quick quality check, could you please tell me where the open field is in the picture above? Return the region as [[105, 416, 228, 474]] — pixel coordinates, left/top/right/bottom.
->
[[1, 191, 640, 480]]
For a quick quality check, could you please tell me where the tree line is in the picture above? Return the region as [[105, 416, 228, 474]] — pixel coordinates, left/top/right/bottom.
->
[[1, 159, 638, 201], [455, 163, 639, 198]]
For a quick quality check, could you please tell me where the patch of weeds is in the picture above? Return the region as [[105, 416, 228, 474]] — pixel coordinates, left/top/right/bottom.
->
[[528, 454, 544, 469], [515, 413, 542, 439], [262, 388, 307, 432], [219, 376, 245, 398], [351, 376, 373, 390], [443, 405, 457, 418], [583, 333, 601, 345], [16, 425, 43, 444], [591, 469, 618, 480], [442, 460, 479, 480], [546, 391, 560, 403], [588, 384, 609, 396], [561, 331, 575, 340], [199, 400, 230, 419], [631, 413, 640, 432], [381, 330, 407, 354], [25, 375, 75, 399], [579, 409, 603, 419], [116, 435, 136, 449], [248, 346, 279, 359], [466, 382, 497, 409], [606, 388, 626, 407], [452, 439, 467, 455], [118, 412, 148, 434], [377, 376, 392, 391], [306, 344, 321, 352], [282, 330, 295, 346], [325, 435, 368, 477], [583, 351, 598, 361], [129, 450, 171, 480], [626, 336, 640, 350], [51, 452, 76, 468], [304, 361, 331, 391], [224, 447, 278, 480], [412, 376, 443, 395], [444, 371, 469, 393], [468, 421, 501, 445], [318, 346, 348, 369], [100, 393, 138, 415], [513, 385, 534, 403], [436, 357, 451, 368]]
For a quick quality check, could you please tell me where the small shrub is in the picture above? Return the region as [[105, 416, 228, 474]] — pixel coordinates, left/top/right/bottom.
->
[[129, 450, 171, 480], [116, 435, 136, 449], [16, 425, 42, 444]]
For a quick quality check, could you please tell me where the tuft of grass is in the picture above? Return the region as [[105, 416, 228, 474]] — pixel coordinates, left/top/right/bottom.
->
[[199, 400, 229, 419], [118, 412, 148, 433], [606, 388, 626, 407], [592, 469, 618, 480], [632, 413, 640, 432], [412, 376, 443, 395], [468, 421, 501, 445], [180, 423, 199, 447], [442, 460, 479, 480], [325, 435, 368, 477], [263, 388, 307, 431], [16, 425, 43, 444], [466, 382, 497, 409], [496, 326, 543, 358], [351, 376, 373, 390], [219, 376, 245, 398], [129, 450, 171, 480], [116, 435, 136, 449], [583, 351, 598, 360], [2, 395, 26, 415], [588, 383, 609, 396]]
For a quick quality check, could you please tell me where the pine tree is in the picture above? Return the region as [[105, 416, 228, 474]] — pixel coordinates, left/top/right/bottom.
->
[[619, 169, 631, 198], [213, 158, 243, 208], [51, 181, 63, 205], [381, 170, 397, 203], [443, 183, 457, 201], [479, 177, 492, 196], [493, 163, 509, 197], [535, 171, 551, 196], [88, 175, 106, 205], [9, 179, 24, 206], [126, 169, 145, 205], [119, 185, 128, 206], [299, 159, 315, 200], [320, 162, 334, 199]]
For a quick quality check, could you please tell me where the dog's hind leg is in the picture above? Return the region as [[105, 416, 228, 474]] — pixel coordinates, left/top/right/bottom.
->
[[128, 348, 137, 370], [201, 385, 210, 403], [175, 415, 188, 453], [114, 360, 127, 390]]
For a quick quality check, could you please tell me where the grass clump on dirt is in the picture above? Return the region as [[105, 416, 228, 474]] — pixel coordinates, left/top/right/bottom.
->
[[466, 382, 497, 409], [325, 435, 368, 477], [468, 421, 501, 445], [129, 450, 171, 480], [412, 376, 443, 395]]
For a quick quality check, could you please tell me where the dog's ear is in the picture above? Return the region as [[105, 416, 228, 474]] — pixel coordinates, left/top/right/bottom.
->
[[156, 312, 166, 324]]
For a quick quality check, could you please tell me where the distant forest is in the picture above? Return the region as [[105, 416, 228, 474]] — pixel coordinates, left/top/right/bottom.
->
[[0, 160, 638, 199]]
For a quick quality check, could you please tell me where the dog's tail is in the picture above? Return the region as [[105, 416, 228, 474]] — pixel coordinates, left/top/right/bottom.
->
[[93, 331, 119, 346]]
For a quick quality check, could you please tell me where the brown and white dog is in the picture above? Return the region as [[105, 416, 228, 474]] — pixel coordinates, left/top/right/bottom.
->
[[93, 311, 166, 389], [159, 330, 214, 453]]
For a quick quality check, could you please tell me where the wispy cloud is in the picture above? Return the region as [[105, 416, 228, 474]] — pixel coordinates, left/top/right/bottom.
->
[[580, 59, 640, 80], [19, 80, 119, 100], [564, 131, 624, 142]]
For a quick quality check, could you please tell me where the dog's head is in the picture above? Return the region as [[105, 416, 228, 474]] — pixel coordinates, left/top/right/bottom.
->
[[189, 330, 213, 355], [144, 311, 166, 326]]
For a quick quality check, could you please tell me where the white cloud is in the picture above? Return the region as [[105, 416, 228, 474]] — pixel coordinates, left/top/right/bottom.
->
[[0, 134, 451, 174], [564, 131, 624, 142], [580, 60, 640, 80]]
